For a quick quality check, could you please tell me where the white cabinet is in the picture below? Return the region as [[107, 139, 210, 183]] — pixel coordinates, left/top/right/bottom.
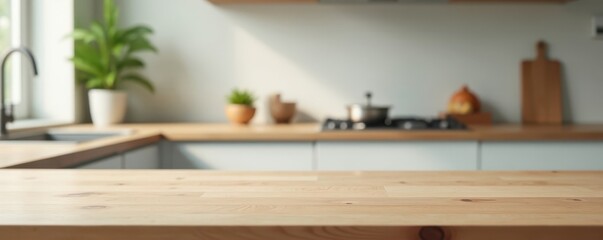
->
[[481, 142, 603, 170], [171, 142, 314, 170], [75, 144, 160, 169], [69, 140, 603, 171], [76, 155, 123, 169], [123, 145, 160, 169], [316, 141, 478, 171]]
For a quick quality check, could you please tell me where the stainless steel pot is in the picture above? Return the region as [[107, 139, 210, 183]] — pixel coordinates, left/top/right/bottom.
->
[[347, 92, 390, 123]]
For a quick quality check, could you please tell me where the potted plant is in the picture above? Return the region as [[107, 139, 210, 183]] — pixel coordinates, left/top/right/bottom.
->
[[69, 0, 157, 127], [226, 89, 257, 125]]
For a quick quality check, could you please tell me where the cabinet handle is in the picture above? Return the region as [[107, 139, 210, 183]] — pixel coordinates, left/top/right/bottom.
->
[[419, 226, 446, 240]]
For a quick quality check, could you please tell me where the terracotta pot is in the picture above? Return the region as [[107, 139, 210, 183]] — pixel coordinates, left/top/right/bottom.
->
[[448, 85, 481, 115], [225, 104, 256, 125]]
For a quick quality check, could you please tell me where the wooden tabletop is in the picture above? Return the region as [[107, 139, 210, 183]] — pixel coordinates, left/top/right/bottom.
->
[[1, 170, 602, 240]]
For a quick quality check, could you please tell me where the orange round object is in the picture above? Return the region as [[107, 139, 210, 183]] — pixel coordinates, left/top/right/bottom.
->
[[447, 85, 481, 115]]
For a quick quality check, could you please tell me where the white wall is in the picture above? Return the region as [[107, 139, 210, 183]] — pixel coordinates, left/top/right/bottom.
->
[[114, 1, 603, 124]]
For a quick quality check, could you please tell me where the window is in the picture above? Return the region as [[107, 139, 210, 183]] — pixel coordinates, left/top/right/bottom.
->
[[0, 0, 28, 119]]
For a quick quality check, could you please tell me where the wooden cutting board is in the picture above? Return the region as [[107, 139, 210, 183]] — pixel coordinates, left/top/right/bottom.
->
[[521, 41, 563, 125]]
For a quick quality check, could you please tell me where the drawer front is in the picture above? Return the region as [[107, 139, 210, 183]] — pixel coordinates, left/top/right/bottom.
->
[[481, 142, 603, 170], [316, 141, 478, 171], [172, 142, 314, 170]]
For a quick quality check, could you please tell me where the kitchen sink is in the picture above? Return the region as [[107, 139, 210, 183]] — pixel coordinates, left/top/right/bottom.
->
[[1, 129, 134, 143]]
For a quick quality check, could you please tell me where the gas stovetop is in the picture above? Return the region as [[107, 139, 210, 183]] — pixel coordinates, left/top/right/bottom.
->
[[322, 117, 467, 131]]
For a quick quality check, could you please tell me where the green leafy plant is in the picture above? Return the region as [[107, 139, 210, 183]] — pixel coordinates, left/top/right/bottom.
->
[[227, 89, 256, 106], [69, 0, 157, 92]]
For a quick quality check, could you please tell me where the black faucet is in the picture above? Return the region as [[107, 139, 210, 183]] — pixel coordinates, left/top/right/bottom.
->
[[0, 47, 38, 136]]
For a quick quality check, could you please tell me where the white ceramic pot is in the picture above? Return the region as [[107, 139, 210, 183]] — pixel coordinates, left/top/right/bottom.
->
[[88, 89, 127, 127]]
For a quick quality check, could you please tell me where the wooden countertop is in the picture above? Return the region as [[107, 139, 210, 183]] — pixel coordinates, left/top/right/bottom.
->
[[0, 129, 161, 169], [1, 170, 602, 240], [73, 123, 603, 141], [142, 123, 479, 141], [3, 123, 603, 169]]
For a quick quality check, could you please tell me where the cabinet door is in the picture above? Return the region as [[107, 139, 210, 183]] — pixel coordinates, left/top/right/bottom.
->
[[76, 155, 123, 169], [124, 145, 160, 169], [481, 142, 603, 170], [316, 141, 478, 171], [172, 142, 313, 170]]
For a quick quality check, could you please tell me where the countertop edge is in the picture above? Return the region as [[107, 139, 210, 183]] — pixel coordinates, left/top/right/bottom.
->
[[4, 134, 162, 169]]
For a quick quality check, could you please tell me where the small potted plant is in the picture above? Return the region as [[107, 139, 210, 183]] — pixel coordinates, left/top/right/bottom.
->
[[226, 89, 257, 125], [69, 0, 157, 127]]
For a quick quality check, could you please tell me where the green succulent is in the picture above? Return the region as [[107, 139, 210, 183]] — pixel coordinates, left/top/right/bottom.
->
[[227, 89, 256, 106], [69, 0, 157, 92]]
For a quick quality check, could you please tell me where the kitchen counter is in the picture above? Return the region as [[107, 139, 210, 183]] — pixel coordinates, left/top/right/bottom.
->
[[0, 129, 161, 168], [58, 123, 603, 141], [1, 170, 602, 240], [183, 123, 603, 141], [3, 123, 603, 169]]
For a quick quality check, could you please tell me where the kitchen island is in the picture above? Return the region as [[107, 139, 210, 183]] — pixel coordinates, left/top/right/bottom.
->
[[1, 170, 602, 240]]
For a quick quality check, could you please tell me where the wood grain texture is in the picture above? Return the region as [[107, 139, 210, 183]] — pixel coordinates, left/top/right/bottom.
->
[[522, 41, 563, 125], [0, 171, 602, 239]]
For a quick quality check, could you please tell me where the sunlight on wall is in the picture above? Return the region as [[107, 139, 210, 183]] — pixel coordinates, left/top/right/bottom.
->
[[115, 0, 603, 124], [231, 25, 348, 123]]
